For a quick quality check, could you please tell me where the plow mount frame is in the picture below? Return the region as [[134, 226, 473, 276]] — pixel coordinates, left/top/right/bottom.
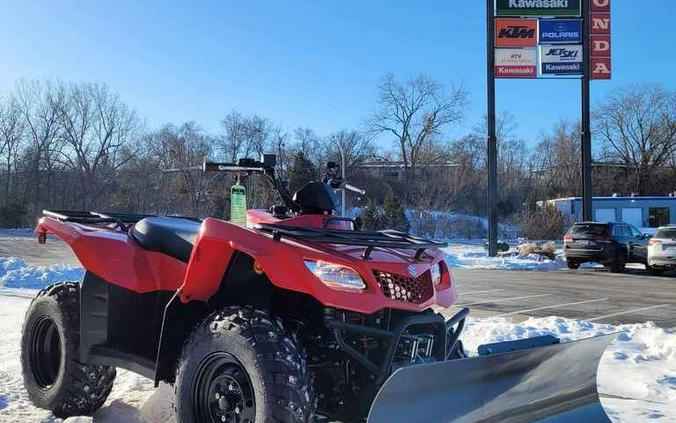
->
[[325, 307, 469, 385]]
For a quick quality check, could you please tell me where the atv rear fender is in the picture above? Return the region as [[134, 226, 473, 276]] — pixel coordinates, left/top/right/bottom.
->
[[181, 218, 456, 314], [36, 217, 187, 293]]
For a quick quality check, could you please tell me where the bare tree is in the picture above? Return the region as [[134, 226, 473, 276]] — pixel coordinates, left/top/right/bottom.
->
[[0, 95, 24, 200], [293, 127, 321, 163], [593, 84, 676, 194], [217, 111, 272, 162], [218, 111, 250, 162], [531, 121, 581, 198], [59, 82, 141, 208], [369, 74, 467, 171], [324, 130, 373, 169], [145, 122, 213, 215], [14, 80, 66, 211]]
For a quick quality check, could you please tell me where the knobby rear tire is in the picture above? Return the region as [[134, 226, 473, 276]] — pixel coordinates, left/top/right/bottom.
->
[[20, 282, 116, 418], [175, 306, 315, 423]]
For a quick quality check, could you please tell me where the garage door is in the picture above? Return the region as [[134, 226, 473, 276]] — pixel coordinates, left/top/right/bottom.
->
[[595, 208, 615, 222], [621, 208, 643, 228]]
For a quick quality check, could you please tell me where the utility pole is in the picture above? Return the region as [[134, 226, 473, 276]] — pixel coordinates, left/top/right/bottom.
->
[[330, 135, 347, 217], [581, 0, 593, 221], [486, 0, 498, 257], [340, 145, 346, 217]]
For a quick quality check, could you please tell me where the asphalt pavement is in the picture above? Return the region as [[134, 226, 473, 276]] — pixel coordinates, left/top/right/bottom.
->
[[452, 267, 675, 328]]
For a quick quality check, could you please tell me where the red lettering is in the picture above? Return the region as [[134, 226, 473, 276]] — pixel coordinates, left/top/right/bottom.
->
[[591, 14, 611, 34], [591, 57, 611, 80], [591, 35, 611, 56]]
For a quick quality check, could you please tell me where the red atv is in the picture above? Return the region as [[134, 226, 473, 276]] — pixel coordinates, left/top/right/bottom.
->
[[21, 155, 614, 422]]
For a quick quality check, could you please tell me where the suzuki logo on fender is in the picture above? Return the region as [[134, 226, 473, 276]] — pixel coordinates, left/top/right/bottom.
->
[[495, 18, 537, 47], [407, 265, 418, 277]]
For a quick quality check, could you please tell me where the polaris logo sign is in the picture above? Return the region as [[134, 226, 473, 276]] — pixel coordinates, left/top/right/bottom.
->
[[540, 45, 583, 75], [539, 19, 582, 44], [497, 0, 580, 16]]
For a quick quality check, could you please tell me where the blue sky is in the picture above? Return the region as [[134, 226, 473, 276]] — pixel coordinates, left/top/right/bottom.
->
[[0, 1, 674, 146]]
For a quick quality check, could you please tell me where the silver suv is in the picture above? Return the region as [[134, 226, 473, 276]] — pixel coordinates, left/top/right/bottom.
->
[[647, 226, 676, 275]]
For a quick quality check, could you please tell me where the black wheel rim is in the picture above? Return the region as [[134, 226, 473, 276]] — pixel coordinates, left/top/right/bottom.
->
[[192, 353, 256, 423], [30, 316, 62, 388]]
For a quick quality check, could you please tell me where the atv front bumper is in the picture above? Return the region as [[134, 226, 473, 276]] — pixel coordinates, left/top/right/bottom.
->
[[325, 307, 469, 385]]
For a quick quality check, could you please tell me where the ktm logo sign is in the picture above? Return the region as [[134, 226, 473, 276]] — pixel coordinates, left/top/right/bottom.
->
[[495, 18, 537, 47], [499, 26, 535, 39]]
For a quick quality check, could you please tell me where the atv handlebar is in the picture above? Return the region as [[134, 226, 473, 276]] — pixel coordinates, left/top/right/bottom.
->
[[203, 162, 266, 173], [203, 157, 302, 212], [344, 183, 366, 195]]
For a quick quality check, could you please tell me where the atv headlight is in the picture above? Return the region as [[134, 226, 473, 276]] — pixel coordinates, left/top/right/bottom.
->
[[431, 263, 442, 285], [304, 260, 366, 292]]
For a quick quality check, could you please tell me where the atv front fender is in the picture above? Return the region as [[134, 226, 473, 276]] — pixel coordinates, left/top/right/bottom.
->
[[180, 218, 456, 314]]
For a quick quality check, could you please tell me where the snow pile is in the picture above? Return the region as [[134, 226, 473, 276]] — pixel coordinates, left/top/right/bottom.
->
[[0, 257, 84, 289], [443, 243, 567, 271], [461, 315, 676, 422]]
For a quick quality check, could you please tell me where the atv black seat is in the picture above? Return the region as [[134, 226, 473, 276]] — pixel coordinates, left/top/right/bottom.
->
[[131, 217, 201, 263]]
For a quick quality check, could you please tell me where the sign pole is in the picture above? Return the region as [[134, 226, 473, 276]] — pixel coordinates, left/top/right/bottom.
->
[[487, 0, 498, 257], [581, 0, 593, 221]]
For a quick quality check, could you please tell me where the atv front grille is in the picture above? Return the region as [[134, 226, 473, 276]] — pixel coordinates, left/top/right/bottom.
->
[[373, 270, 434, 304]]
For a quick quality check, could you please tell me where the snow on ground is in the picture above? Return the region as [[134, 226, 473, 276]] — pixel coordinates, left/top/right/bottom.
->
[[0, 258, 673, 422], [461, 316, 676, 422], [0, 257, 83, 289], [444, 243, 565, 270], [443, 242, 614, 271]]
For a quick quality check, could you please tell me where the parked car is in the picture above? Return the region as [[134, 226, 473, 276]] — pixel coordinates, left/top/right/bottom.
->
[[647, 225, 676, 275], [564, 222, 650, 273]]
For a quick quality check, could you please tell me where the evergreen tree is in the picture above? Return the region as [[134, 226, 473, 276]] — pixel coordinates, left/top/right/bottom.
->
[[288, 151, 318, 192], [383, 190, 410, 232], [361, 199, 381, 231]]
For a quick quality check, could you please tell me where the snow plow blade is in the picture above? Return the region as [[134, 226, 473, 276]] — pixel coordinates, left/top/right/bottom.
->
[[368, 333, 616, 423]]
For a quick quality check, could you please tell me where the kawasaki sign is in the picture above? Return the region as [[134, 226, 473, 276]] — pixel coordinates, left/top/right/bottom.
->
[[496, 0, 581, 17]]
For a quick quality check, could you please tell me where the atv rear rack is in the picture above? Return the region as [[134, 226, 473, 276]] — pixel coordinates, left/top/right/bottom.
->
[[255, 223, 447, 260], [44, 210, 157, 224]]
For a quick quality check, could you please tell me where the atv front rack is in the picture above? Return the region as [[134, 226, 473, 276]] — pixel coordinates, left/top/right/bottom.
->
[[255, 223, 448, 260]]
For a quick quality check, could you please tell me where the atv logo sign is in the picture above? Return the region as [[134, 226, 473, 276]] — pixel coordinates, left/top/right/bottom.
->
[[539, 19, 581, 44], [496, 0, 580, 17], [540, 45, 583, 75], [495, 19, 538, 47], [495, 48, 537, 78]]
